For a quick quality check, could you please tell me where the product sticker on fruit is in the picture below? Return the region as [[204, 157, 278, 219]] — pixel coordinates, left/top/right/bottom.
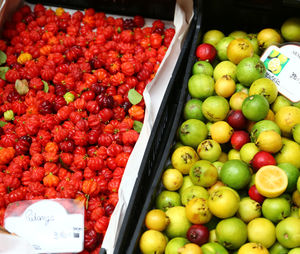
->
[[0, 0, 194, 253], [139, 17, 300, 254]]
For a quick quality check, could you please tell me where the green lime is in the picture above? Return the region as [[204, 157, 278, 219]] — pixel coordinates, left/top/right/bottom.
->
[[242, 94, 269, 121], [183, 99, 205, 121], [278, 163, 300, 193], [220, 160, 251, 190]]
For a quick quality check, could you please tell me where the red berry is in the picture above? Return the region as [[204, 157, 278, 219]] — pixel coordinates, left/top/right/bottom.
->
[[230, 130, 250, 150], [195, 43, 217, 62], [251, 151, 276, 172], [249, 185, 265, 204]]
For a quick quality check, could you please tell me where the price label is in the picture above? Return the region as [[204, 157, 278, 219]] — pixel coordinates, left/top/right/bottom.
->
[[4, 199, 84, 253], [260, 44, 300, 103]]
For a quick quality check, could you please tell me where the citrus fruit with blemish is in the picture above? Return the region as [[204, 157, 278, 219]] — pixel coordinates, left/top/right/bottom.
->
[[215, 75, 236, 98], [145, 209, 170, 231], [227, 38, 254, 64], [171, 146, 199, 174], [162, 168, 184, 191]]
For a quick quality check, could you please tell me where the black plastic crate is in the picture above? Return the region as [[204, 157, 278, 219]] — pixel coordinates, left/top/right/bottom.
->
[[110, 1, 202, 253], [113, 0, 300, 253]]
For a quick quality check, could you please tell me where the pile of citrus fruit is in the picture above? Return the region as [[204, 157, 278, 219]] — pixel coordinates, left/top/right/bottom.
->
[[139, 17, 300, 254]]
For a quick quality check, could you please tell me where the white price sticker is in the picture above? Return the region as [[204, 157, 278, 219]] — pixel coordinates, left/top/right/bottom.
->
[[4, 199, 84, 253], [260, 44, 300, 103]]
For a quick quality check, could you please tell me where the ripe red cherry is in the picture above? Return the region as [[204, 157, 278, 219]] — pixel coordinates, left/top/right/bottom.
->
[[249, 185, 265, 204], [186, 224, 209, 246], [195, 43, 217, 62], [230, 130, 250, 150], [227, 110, 248, 130], [251, 151, 276, 172]]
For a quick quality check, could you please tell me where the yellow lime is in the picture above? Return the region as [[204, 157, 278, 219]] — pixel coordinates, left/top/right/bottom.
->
[[210, 121, 234, 144], [162, 169, 183, 191], [171, 146, 199, 174], [215, 75, 236, 98], [139, 229, 167, 254], [265, 109, 275, 121], [240, 142, 260, 164], [255, 165, 288, 198], [275, 106, 300, 136], [227, 38, 254, 64], [228, 149, 241, 160], [238, 242, 269, 254], [178, 243, 203, 254], [145, 209, 170, 231], [229, 91, 248, 110], [256, 130, 282, 153]]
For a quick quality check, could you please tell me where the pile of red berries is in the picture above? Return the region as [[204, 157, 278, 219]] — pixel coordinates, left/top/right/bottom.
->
[[0, 4, 175, 253]]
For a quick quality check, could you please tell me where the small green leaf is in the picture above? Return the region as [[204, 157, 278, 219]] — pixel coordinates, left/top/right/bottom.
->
[[0, 121, 7, 127], [128, 89, 143, 105], [42, 80, 49, 93], [0, 50, 7, 65], [133, 120, 143, 133], [0, 66, 9, 80]]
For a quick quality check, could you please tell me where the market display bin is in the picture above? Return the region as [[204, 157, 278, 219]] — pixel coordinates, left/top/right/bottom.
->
[[115, 0, 300, 253], [0, 0, 198, 253]]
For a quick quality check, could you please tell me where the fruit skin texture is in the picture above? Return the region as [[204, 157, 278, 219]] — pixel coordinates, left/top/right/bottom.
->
[[171, 146, 199, 175], [139, 229, 167, 254], [189, 160, 218, 188], [155, 190, 181, 212], [231, 130, 250, 150], [242, 94, 270, 122], [216, 217, 247, 250], [202, 96, 230, 122], [179, 119, 208, 148], [227, 110, 248, 130], [275, 106, 300, 137], [185, 197, 212, 224], [256, 130, 282, 153], [262, 197, 291, 223], [210, 121, 233, 144], [275, 138, 300, 168], [165, 206, 192, 238], [186, 224, 209, 246], [278, 163, 300, 193], [281, 17, 300, 42], [236, 56, 266, 87], [178, 243, 203, 254], [251, 151, 276, 172], [165, 237, 189, 254], [188, 74, 214, 100], [248, 185, 265, 204], [201, 242, 229, 254], [238, 242, 269, 254], [145, 209, 169, 231], [162, 168, 183, 191], [257, 28, 282, 49], [247, 217, 276, 248], [227, 38, 254, 64], [276, 217, 300, 248], [208, 186, 240, 219], [220, 159, 251, 190], [249, 78, 278, 104], [203, 30, 225, 47], [195, 43, 217, 62], [250, 120, 281, 143], [213, 60, 237, 81]]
